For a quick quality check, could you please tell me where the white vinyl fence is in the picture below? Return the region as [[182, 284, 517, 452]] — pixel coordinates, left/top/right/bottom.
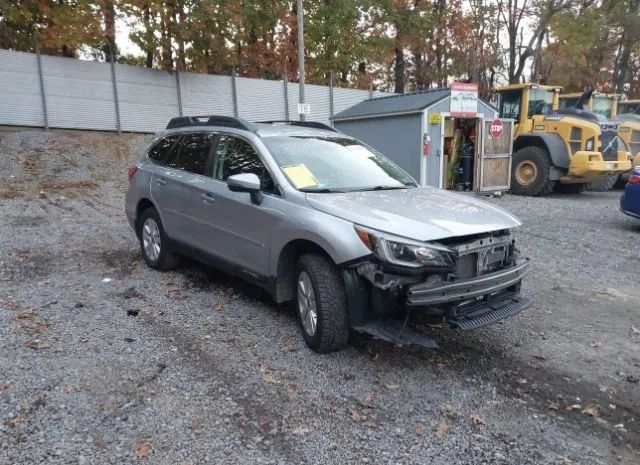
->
[[0, 49, 389, 133]]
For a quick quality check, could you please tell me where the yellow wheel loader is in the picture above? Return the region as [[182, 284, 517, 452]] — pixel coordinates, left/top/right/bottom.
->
[[559, 93, 640, 190], [494, 83, 631, 195]]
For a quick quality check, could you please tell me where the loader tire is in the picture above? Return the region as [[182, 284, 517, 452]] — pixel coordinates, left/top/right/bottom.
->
[[554, 183, 588, 194], [588, 175, 619, 192], [510, 146, 556, 196]]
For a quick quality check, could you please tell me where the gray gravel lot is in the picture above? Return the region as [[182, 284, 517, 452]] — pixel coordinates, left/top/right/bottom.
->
[[1, 130, 639, 465]]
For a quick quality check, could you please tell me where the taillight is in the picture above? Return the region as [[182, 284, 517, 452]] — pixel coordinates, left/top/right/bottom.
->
[[628, 167, 640, 184], [128, 166, 138, 182]]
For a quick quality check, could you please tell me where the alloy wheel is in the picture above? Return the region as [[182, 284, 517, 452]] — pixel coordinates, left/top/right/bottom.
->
[[142, 218, 161, 262], [297, 271, 318, 337]]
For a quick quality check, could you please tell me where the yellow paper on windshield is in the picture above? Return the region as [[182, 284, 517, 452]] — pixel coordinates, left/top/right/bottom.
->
[[281, 164, 319, 189]]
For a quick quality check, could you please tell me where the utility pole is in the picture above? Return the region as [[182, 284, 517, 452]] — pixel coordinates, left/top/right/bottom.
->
[[296, 0, 305, 121]]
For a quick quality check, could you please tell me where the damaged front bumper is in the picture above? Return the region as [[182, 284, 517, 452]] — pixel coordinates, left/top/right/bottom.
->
[[405, 259, 529, 306], [344, 240, 532, 348]]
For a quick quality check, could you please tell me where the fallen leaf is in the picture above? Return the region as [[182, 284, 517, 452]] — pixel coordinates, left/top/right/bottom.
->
[[548, 402, 560, 411], [212, 303, 224, 311], [291, 426, 309, 435], [469, 413, 485, 425], [350, 409, 362, 422], [0, 383, 10, 391], [440, 404, 459, 416], [63, 385, 77, 393], [591, 341, 602, 348], [191, 420, 203, 431], [135, 438, 151, 459], [582, 404, 599, 417], [23, 339, 50, 350], [16, 309, 37, 320], [632, 325, 640, 334], [262, 373, 277, 384], [415, 423, 425, 436], [435, 419, 454, 439], [6, 415, 25, 426]]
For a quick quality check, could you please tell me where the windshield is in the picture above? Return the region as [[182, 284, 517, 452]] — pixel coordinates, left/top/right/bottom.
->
[[592, 97, 613, 119], [262, 136, 416, 192], [618, 102, 640, 114], [528, 88, 554, 117], [559, 97, 579, 109]]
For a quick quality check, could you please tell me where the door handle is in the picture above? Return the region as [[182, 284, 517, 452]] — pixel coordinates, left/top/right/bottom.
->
[[200, 193, 215, 204], [156, 178, 167, 186]]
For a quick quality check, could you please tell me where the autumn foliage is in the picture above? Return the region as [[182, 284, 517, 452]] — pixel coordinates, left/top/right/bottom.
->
[[0, 0, 638, 96]]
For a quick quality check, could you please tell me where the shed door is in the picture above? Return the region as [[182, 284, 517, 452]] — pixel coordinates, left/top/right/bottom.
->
[[478, 119, 514, 192], [426, 115, 442, 187]]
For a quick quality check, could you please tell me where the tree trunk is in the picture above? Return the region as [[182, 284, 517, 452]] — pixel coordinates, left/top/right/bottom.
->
[[394, 40, 405, 94], [143, 5, 153, 68], [102, 1, 117, 62]]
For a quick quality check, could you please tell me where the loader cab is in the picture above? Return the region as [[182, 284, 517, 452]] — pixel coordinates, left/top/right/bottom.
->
[[495, 84, 560, 137], [558, 92, 619, 119], [618, 100, 640, 116]]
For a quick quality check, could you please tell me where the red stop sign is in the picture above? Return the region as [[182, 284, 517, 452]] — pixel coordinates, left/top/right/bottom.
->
[[489, 119, 504, 138]]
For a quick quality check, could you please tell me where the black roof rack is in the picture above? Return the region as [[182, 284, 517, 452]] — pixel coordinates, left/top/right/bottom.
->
[[258, 120, 338, 132], [166, 115, 257, 132]]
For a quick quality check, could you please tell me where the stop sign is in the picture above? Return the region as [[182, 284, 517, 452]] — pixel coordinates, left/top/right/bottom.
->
[[489, 119, 504, 138]]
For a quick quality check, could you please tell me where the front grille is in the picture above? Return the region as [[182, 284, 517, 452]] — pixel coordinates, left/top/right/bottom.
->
[[451, 233, 511, 279], [599, 130, 618, 160]]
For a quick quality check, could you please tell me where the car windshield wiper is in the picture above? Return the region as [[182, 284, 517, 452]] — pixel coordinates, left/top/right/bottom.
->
[[299, 187, 346, 193], [350, 185, 410, 192]]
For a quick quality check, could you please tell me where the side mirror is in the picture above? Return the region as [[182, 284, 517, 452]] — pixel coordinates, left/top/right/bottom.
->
[[227, 173, 263, 204], [227, 173, 261, 193]]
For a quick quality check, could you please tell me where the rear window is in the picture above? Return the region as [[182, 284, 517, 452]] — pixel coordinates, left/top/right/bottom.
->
[[166, 133, 216, 175], [148, 135, 180, 164]]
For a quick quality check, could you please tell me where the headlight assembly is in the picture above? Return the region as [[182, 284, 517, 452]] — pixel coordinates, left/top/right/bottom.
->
[[355, 226, 454, 268]]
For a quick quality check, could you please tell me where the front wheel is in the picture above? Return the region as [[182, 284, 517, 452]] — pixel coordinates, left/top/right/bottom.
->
[[295, 254, 350, 353], [588, 174, 619, 192], [510, 146, 555, 196]]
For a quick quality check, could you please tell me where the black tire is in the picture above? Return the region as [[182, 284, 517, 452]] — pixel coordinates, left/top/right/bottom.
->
[[295, 253, 350, 353], [554, 182, 588, 194], [137, 207, 179, 270], [588, 175, 619, 192], [510, 146, 556, 196]]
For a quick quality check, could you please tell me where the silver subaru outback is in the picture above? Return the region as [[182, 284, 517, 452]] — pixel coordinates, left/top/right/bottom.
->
[[125, 116, 530, 352]]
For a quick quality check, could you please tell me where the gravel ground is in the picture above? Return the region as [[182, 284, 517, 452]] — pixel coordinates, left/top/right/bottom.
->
[[0, 129, 638, 465]]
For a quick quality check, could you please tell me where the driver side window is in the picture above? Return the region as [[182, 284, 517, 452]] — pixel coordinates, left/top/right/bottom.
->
[[500, 90, 521, 121], [213, 135, 277, 194]]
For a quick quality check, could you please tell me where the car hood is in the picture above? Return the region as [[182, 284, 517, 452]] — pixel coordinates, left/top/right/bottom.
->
[[305, 187, 521, 242]]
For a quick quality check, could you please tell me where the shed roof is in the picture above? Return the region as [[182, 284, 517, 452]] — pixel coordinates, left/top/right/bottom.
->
[[331, 88, 450, 121]]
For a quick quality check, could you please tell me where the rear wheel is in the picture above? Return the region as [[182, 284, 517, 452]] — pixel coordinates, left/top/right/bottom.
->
[[137, 207, 179, 270], [295, 254, 350, 353], [510, 146, 555, 196], [588, 175, 619, 192]]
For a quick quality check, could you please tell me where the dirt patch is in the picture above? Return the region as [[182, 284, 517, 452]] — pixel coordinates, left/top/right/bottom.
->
[[99, 248, 140, 279], [39, 179, 98, 192]]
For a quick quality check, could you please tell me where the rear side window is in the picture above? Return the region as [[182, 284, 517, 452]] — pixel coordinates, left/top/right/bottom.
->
[[148, 135, 180, 164], [166, 133, 216, 175]]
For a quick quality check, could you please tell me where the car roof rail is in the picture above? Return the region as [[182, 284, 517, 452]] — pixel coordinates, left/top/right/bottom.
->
[[258, 120, 338, 132], [166, 115, 257, 132]]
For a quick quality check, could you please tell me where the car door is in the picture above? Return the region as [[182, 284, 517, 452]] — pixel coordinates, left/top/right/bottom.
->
[[204, 134, 285, 279], [150, 132, 217, 249]]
